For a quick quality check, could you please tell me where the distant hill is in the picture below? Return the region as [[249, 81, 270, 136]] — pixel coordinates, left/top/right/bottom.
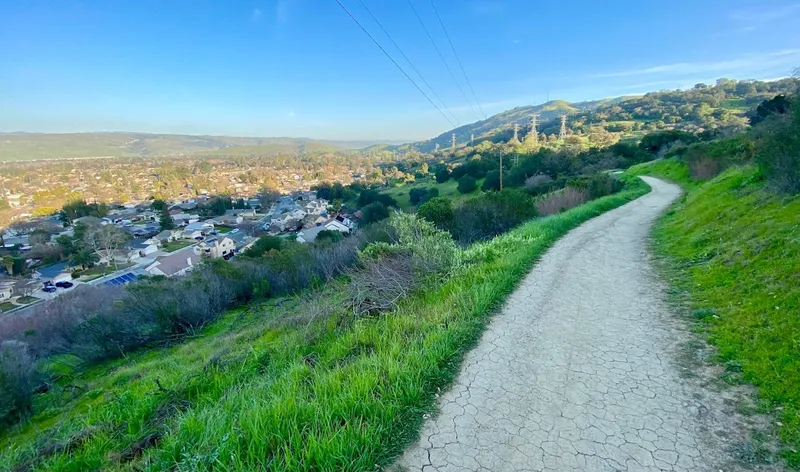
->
[[0, 132, 399, 162], [398, 78, 800, 153], [395, 98, 629, 153]]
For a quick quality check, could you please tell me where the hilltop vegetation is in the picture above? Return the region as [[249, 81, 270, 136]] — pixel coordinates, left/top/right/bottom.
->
[[398, 78, 799, 153]]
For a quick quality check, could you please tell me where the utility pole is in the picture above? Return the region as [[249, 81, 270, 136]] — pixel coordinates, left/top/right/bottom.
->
[[499, 153, 503, 191], [451, 133, 456, 151], [559, 115, 567, 140]]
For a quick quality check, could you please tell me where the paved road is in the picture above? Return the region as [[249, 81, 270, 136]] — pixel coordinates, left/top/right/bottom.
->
[[396, 177, 737, 471]]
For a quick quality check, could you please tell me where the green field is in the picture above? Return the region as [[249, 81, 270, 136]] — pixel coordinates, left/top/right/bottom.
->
[[0, 302, 16, 312], [16, 296, 40, 305], [0, 179, 649, 471], [382, 177, 486, 211], [161, 240, 195, 252], [629, 158, 800, 465]]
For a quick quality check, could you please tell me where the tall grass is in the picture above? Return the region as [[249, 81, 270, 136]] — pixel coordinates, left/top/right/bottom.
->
[[0, 179, 650, 471]]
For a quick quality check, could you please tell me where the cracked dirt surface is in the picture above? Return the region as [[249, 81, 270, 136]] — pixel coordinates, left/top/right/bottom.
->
[[394, 177, 773, 472]]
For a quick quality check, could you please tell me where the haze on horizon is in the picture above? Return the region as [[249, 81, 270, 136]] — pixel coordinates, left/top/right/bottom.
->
[[2, 0, 799, 141]]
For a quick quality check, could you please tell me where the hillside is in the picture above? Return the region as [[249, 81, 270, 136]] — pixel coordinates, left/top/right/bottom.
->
[[0, 133, 389, 162], [629, 159, 800, 465], [399, 78, 799, 153], [397, 97, 627, 153]]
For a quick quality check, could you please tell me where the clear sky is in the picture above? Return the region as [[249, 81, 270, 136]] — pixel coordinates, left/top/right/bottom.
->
[[2, 0, 799, 141]]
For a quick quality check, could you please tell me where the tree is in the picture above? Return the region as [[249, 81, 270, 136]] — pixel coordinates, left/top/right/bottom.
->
[[360, 202, 390, 224], [83, 224, 130, 270], [2, 256, 14, 275], [56, 234, 76, 256], [151, 199, 168, 212], [242, 235, 284, 258], [457, 176, 478, 194], [409, 188, 431, 205], [420, 162, 429, 175], [159, 208, 175, 230], [435, 166, 451, 183], [69, 249, 98, 269], [482, 170, 501, 192], [750, 95, 791, 126], [27, 229, 51, 246], [417, 197, 455, 231]]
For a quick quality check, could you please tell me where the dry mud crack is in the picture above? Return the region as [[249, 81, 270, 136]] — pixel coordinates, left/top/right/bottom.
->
[[394, 177, 780, 472]]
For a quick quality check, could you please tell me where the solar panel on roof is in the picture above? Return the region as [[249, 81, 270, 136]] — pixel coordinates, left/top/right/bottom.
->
[[103, 272, 139, 287]]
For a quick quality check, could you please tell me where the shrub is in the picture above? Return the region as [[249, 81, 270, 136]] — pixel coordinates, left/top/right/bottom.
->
[[524, 174, 553, 192], [535, 188, 589, 216], [408, 187, 430, 205], [639, 129, 697, 153], [567, 174, 624, 199], [0, 341, 36, 428], [457, 176, 477, 194], [389, 212, 460, 279], [241, 235, 284, 258], [755, 97, 800, 194], [452, 189, 538, 244], [419, 187, 439, 205], [315, 229, 344, 244], [358, 189, 397, 208], [417, 197, 455, 231]]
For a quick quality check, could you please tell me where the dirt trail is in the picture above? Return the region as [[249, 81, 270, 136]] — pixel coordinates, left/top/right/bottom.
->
[[395, 177, 770, 471]]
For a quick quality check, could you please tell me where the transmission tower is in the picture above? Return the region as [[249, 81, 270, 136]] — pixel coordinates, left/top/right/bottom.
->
[[470, 133, 474, 145], [451, 133, 456, 150], [559, 115, 567, 140], [529, 114, 539, 143], [513, 123, 520, 142]]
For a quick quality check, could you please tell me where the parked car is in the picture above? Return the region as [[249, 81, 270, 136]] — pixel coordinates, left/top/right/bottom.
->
[[55, 281, 74, 289], [42, 286, 57, 293]]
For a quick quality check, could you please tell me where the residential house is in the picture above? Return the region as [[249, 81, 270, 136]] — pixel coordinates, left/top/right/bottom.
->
[[172, 213, 201, 226], [144, 248, 201, 277], [303, 199, 329, 216], [296, 218, 350, 243], [195, 236, 236, 259], [0, 281, 13, 300], [227, 231, 255, 252], [226, 208, 257, 218], [148, 229, 182, 245], [129, 238, 159, 260], [184, 221, 214, 239], [211, 214, 243, 227]]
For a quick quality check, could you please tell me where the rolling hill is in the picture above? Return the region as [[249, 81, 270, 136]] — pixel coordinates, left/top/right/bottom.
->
[[0, 132, 396, 162], [395, 97, 630, 153]]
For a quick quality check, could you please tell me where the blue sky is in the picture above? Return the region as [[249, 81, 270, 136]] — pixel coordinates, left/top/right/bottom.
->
[[1, 0, 799, 141]]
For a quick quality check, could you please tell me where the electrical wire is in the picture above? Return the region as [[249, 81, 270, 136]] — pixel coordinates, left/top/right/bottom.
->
[[405, 0, 482, 121], [333, 0, 457, 128], [356, 0, 461, 126], [429, 0, 487, 119]]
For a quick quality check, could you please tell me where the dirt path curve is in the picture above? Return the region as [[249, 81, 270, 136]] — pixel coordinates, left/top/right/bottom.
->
[[395, 177, 740, 471]]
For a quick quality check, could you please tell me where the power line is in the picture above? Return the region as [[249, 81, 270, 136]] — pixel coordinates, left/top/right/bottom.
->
[[355, 0, 460, 126], [333, 0, 457, 128], [405, 0, 482, 121], [429, 0, 486, 120]]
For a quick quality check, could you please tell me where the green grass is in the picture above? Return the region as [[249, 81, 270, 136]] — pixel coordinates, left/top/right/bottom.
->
[[382, 177, 485, 212], [0, 179, 650, 471], [16, 296, 39, 304], [75, 263, 134, 278], [161, 240, 195, 252], [214, 227, 233, 234], [628, 159, 800, 466], [0, 301, 16, 312]]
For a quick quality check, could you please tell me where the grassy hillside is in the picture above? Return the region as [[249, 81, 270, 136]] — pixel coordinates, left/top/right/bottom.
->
[[0, 180, 649, 471], [628, 159, 800, 465], [0, 133, 382, 161], [382, 177, 485, 211]]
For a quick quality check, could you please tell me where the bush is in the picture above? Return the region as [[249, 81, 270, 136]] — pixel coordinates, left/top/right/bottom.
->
[[348, 254, 415, 317], [535, 188, 589, 216], [409, 187, 439, 206], [451, 189, 538, 244], [417, 197, 455, 231], [241, 235, 284, 258], [0, 341, 35, 428], [755, 97, 800, 194], [389, 212, 460, 279], [358, 189, 397, 208], [524, 174, 553, 192], [639, 130, 697, 153], [315, 229, 344, 244], [567, 174, 624, 200], [457, 176, 477, 194]]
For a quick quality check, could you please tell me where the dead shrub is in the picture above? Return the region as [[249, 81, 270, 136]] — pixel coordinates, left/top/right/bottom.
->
[[0, 341, 36, 428], [348, 254, 415, 317], [535, 187, 589, 216], [524, 174, 554, 193], [689, 156, 722, 180]]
